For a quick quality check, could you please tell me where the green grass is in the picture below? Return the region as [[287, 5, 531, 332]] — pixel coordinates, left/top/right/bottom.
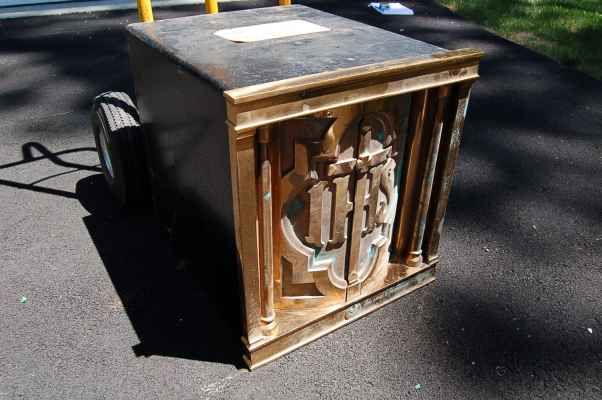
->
[[438, 0, 602, 79]]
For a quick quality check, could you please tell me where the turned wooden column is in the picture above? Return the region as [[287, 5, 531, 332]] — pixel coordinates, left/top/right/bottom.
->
[[393, 90, 427, 262], [257, 126, 277, 333], [393, 87, 451, 267], [229, 127, 263, 345], [424, 81, 474, 262]]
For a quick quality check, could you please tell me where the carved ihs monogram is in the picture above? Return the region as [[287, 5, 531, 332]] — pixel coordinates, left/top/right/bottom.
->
[[278, 106, 400, 306]]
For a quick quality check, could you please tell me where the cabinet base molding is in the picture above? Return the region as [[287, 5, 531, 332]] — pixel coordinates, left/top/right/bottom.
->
[[243, 262, 437, 369]]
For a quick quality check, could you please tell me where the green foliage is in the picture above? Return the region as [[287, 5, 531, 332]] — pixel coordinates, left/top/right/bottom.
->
[[439, 0, 602, 79]]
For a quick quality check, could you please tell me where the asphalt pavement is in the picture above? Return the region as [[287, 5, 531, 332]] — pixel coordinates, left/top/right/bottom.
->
[[1, 0, 600, 399]]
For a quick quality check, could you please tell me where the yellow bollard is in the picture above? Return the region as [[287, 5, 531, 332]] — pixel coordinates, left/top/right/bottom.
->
[[136, 0, 154, 22], [205, 0, 219, 14], [279, 0, 292, 4]]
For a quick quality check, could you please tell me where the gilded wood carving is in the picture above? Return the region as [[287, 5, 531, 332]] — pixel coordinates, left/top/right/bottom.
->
[[214, 35, 484, 368], [272, 100, 407, 308]]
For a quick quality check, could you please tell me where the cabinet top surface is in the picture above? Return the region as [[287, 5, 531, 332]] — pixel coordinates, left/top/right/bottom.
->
[[127, 5, 447, 91]]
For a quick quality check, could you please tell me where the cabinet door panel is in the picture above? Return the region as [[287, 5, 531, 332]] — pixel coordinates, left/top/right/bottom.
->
[[274, 97, 410, 309], [276, 106, 359, 308], [347, 111, 401, 299]]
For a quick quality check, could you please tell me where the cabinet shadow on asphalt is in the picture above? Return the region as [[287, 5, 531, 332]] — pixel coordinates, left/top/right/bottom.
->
[[76, 173, 246, 368]]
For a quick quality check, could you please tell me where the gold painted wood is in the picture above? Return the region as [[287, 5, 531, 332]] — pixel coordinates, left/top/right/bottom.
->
[[225, 49, 483, 105], [227, 64, 480, 133], [269, 102, 405, 306], [347, 111, 400, 299], [258, 126, 277, 332], [224, 49, 482, 369], [403, 86, 451, 267], [228, 128, 264, 344], [424, 81, 474, 261], [244, 262, 437, 369], [392, 90, 429, 260], [274, 108, 358, 309]]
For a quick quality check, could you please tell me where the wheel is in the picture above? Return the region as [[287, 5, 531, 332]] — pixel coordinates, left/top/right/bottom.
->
[[91, 91, 150, 207]]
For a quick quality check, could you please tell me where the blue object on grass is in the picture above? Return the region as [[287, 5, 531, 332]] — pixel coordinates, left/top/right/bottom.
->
[[369, 2, 414, 15]]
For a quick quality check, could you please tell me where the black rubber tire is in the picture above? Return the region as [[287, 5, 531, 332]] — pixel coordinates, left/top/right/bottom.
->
[[91, 91, 150, 207]]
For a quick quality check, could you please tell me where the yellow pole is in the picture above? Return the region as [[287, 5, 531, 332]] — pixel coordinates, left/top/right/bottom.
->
[[136, 0, 154, 22], [279, 0, 292, 4], [205, 0, 219, 14]]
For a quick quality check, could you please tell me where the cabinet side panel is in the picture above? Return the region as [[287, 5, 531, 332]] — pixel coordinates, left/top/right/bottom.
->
[[128, 35, 234, 235], [128, 35, 241, 331]]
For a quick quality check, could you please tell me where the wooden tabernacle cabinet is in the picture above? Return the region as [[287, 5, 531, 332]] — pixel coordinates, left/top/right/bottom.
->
[[127, 5, 483, 369]]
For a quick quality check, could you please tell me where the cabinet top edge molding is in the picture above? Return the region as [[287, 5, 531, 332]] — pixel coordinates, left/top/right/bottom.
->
[[127, 4, 483, 100], [224, 49, 483, 105]]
